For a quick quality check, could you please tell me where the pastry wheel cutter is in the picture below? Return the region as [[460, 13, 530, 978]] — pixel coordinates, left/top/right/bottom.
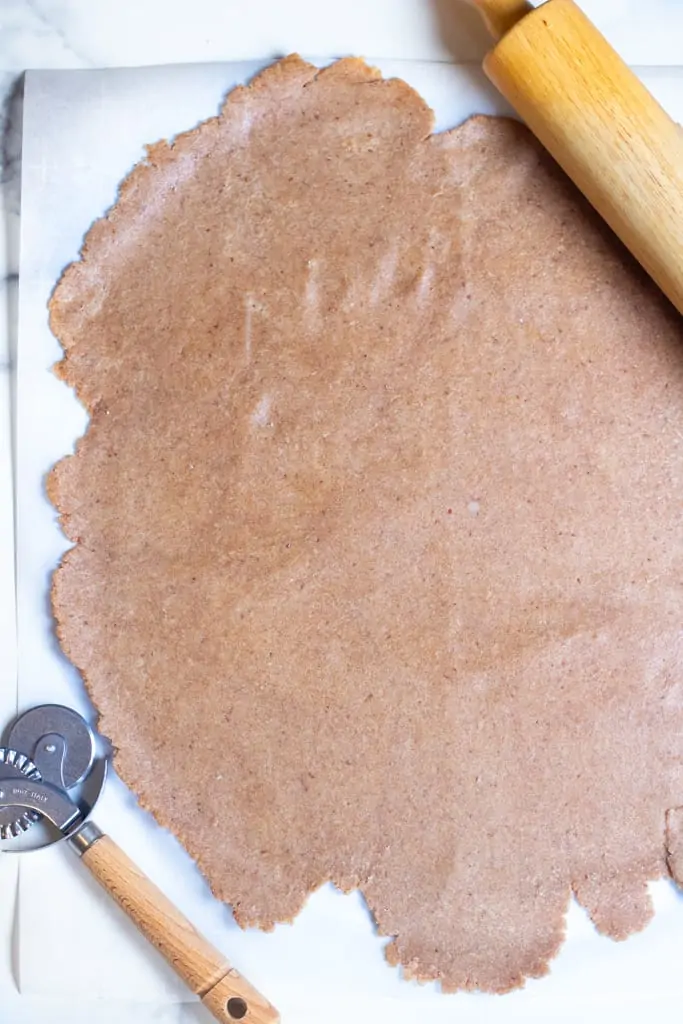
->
[[0, 703, 279, 1023]]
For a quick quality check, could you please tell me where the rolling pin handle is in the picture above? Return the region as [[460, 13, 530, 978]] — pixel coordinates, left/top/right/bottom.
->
[[467, 0, 534, 40]]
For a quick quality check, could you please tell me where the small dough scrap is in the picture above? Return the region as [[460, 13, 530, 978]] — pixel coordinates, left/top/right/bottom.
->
[[49, 57, 683, 993]]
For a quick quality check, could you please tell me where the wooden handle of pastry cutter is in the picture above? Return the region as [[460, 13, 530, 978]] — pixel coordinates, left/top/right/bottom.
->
[[75, 829, 279, 1023], [467, 0, 683, 315]]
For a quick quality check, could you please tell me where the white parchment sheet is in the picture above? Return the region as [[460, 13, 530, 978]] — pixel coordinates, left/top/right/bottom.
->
[[14, 59, 683, 1022]]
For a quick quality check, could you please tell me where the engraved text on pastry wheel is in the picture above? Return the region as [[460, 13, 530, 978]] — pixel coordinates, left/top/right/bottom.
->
[[49, 57, 683, 992]]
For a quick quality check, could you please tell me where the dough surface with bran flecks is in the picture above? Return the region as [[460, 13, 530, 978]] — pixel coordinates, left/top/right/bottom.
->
[[49, 55, 683, 993]]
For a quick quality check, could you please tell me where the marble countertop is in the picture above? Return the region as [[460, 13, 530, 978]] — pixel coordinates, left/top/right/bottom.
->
[[1, 2, 682, 1022]]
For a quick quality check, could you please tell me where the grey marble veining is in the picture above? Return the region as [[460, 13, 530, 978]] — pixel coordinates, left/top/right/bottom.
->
[[1, 71, 22, 375]]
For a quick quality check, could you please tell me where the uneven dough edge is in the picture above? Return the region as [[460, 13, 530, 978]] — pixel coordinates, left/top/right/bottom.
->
[[46, 55, 683, 995]]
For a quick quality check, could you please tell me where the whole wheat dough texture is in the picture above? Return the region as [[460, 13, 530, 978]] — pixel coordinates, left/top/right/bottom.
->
[[49, 56, 683, 993]]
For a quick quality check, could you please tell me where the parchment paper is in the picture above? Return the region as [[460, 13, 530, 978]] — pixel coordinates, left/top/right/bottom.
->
[[15, 59, 683, 1022]]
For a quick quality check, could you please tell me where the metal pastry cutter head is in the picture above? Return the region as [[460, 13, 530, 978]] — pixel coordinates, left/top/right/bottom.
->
[[0, 704, 108, 851]]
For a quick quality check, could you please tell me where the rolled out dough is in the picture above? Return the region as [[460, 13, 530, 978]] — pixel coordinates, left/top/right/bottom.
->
[[49, 56, 683, 992]]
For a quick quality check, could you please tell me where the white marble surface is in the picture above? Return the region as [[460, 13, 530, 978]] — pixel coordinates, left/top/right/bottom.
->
[[1, 2, 683, 1023]]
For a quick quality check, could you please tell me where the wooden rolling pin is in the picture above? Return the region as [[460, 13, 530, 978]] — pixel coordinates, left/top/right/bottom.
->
[[468, 0, 683, 315]]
